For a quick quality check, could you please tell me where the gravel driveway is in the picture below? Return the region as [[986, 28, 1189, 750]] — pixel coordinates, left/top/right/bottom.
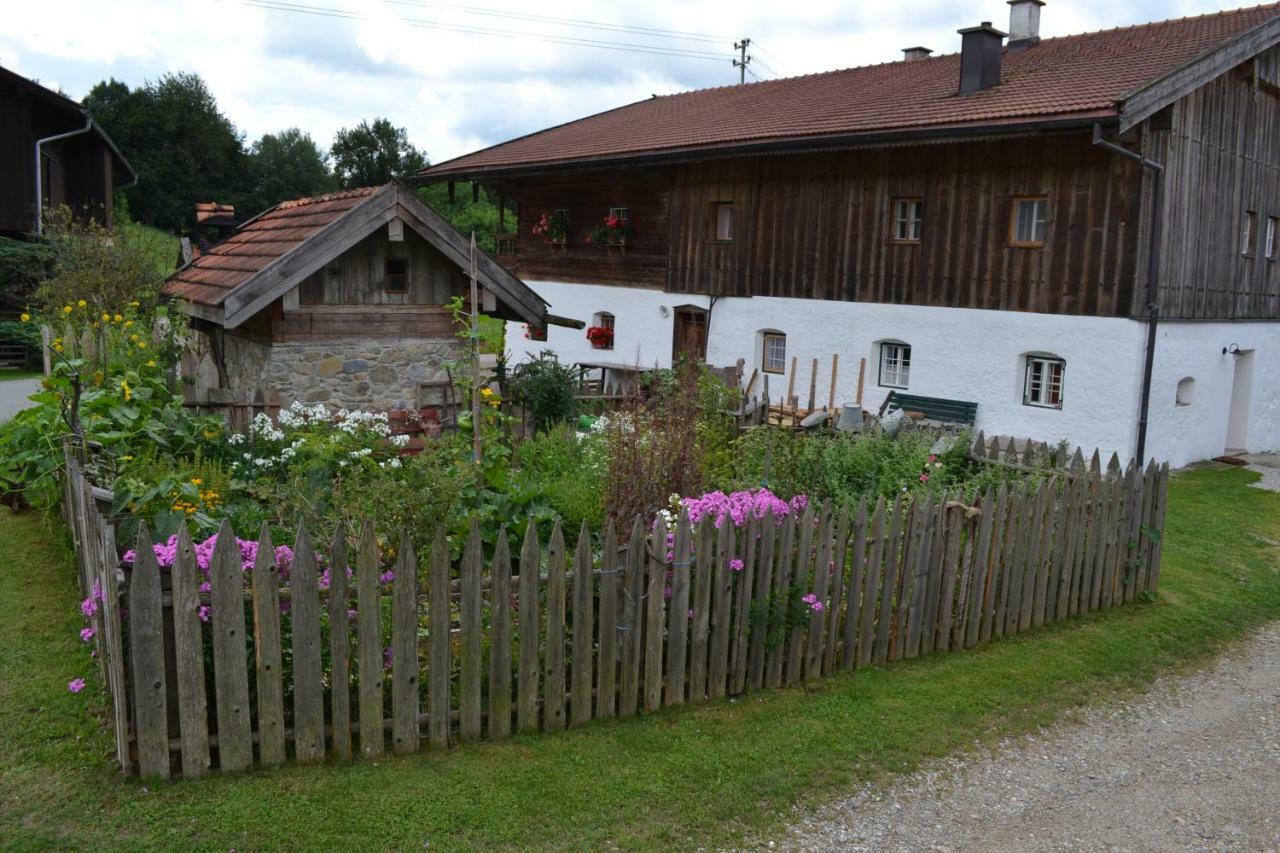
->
[[775, 623, 1280, 851], [0, 377, 40, 423]]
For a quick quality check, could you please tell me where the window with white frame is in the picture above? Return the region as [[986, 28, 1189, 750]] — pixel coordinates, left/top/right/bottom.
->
[[1242, 210, 1257, 256], [1266, 216, 1277, 260], [891, 198, 923, 243], [878, 341, 911, 389], [711, 201, 735, 241], [1010, 196, 1049, 246], [761, 331, 786, 374], [1023, 355, 1065, 409]]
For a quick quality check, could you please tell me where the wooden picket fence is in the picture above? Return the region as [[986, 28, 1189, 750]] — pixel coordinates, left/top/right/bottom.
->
[[64, 450, 1168, 779]]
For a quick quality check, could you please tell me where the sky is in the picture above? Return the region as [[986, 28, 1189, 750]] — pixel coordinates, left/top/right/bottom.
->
[[0, 0, 1254, 166]]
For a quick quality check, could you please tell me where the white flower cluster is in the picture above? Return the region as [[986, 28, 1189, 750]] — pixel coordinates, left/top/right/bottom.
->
[[248, 412, 284, 443], [333, 408, 392, 437], [277, 401, 331, 429]]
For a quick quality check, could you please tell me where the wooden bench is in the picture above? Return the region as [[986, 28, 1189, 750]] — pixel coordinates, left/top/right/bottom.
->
[[880, 391, 978, 426]]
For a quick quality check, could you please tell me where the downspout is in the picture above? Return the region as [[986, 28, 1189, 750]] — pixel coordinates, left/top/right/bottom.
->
[[35, 112, 94, 235], [1092, 122, 1164, 465]]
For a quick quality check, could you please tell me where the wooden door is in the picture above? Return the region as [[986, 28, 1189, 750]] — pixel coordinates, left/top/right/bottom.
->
[[672, 306, 708, 363]]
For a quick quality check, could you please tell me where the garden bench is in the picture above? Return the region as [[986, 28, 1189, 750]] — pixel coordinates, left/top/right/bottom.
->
[[879, 390, 978, 426]]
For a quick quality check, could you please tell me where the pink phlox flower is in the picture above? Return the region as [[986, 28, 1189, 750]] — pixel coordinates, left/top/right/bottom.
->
[[68, 678, 86, 693], [80, 596, 98, 618], [729, 558, 745, 572], [379, 570, 396, 586], [80, 626, 96, 643], [197, 604, 211, 623]]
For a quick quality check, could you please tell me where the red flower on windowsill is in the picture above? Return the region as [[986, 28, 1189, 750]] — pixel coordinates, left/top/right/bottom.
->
[[586, 325, 614, 349]]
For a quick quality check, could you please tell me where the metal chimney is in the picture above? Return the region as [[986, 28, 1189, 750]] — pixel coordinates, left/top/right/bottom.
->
[[902, 46, 933, 62], [957, 21, 1006, 94], [1008, 0, 1045, 49]]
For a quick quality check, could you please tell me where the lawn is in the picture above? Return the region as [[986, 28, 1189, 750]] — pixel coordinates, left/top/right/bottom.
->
[[1, 466, 1277, 850], [0, 369, 41, 381]]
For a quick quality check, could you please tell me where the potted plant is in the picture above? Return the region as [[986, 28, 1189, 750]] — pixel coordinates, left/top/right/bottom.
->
[[587, 212, 635, 254], [531, 211, 568, 248], [585, 324, 614, 349]]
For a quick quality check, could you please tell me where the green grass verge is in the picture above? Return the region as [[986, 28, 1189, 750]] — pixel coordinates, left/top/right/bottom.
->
[[0, 369, 41, 381], [1, 467, 1277, 850]]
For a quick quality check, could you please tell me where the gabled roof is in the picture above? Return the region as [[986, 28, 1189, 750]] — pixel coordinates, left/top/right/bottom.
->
[[0, 64, 137, 182], [164, 182, 547, 328], [419, 3, 1280, 179]]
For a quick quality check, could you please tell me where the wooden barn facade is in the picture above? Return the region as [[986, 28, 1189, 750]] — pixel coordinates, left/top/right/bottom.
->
[[0, 64, 135, 237], [418, 2, 1280, 467]]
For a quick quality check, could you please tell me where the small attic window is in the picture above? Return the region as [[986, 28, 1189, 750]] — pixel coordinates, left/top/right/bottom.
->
[[385, 257, 408, 293]]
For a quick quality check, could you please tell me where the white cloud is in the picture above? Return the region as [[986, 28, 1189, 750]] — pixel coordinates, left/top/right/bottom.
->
[[0, 0, 1251, 163]]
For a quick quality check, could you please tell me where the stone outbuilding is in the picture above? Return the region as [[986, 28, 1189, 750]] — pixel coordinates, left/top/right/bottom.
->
[[164, 181, 548, 413]]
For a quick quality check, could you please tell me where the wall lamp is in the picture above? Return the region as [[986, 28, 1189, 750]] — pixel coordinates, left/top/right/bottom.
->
[[1222, 343, 1242, 356]]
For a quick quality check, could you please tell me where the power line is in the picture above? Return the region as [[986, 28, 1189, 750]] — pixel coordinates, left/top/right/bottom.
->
[[240, 0, 733, 62], [384, 0, 729, 45], [751, 40, 788, 75]]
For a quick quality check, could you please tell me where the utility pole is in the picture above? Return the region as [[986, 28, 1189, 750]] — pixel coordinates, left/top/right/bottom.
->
[[733, 37, 752, 84]]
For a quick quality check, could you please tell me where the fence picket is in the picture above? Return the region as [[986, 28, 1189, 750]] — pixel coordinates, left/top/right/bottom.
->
[[827, 502, 855, 673], [979, 484, 1007, 643], [460, 522, 484, 741], [328, 528, 353, 762], [855, 498, 884, 668], [767, 512, 794, 688], [804, 505, 833, 680], [1019, 483, 1048, 632], [596, 521, 619, 718], [544, 522, 568, 730], [291, 522, 325, 762], [357, 522, 384, 757], [1148, 464, 1170, 592], [708, 521, 735, 699], [619, 517, 645, 717], [129, 522, 169, 779], [748, 511, 777, 691], [391, 536, 420, 754], [687, 515, 713, 704], [428, 530, 452, 748], [95, 519, 130, 773], [730, 517, 760, 695], [961, 488, 994, 648], [786, 504, 816, 683], [875, 497, 906, 665], [172, 525, 211, 777], [570, 523, 594, 726], [488, 529, 513, 738], [208, 521, 252, 770], [903, 493, 932, 659], [1032, 482, 1058, 628], [998, 484, 1026, 637], [936, 495, 965, 653], [249, 524, 284, 768], [643, 518, 667, 712]]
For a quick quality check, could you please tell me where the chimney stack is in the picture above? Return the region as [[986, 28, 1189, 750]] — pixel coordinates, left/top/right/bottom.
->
[[1007, 0, 1045, 49], [957, 21, 1006, 94], [902, 46, 933, 62]]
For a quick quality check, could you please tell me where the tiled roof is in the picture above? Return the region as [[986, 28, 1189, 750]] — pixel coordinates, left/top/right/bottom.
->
[[165, 187, 380, 307], [421, 4, 1279, 177]]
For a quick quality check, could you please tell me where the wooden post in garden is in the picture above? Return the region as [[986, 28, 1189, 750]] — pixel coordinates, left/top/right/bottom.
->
[[470, 232, 482, 467]]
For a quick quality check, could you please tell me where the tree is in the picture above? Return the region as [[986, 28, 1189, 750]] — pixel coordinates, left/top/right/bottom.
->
[[417, 182, 510, 254], [83, 73, 249, 232], [244, 128, 335, 214], [330, 118, 427, 188]]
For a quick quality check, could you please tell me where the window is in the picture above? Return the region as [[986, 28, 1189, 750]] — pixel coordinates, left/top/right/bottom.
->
[[1023, 355, 1065, 409], [588, 311, 615, 350], [711, 202, 734, 242], [891, 198, 923, 243], [1176, 376, 1196, 407], [609, 206, 629, 224], [525, 324, 547, 342], [1243, 211, 1257, 257], [384, 257, 408, 292], [1010, 196, 1048, 246], [1266, 216, 1277, 260], [878, 342, 911, 389], [762, 332, 786, 374]]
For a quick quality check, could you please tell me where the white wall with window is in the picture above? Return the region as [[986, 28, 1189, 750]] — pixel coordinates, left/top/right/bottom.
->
[[876, 340, 912, 388], [1022, 353, 1065, 408], [758, 329, 787, 374]]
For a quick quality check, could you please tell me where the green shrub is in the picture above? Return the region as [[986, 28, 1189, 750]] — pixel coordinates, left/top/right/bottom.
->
[[508, 350, 578, 431]]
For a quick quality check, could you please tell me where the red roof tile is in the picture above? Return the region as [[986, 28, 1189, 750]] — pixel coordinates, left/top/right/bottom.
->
[[165, 187, 380, 307], [421, 4, 1279, 177]]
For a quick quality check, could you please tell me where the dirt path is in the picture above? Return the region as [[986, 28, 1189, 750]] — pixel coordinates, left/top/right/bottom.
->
[[776, 624, 1280, 852], [0, 378, 39, 423]]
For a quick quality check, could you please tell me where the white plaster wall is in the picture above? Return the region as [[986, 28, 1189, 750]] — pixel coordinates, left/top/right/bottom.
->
[[505, 280, 709, 369], [1145, 321, 1280, 468], [510, 280, 1157, 460]]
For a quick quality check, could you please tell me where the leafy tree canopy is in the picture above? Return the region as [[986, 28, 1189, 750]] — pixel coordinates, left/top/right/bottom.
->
[[331, 118, 427, 188], [243, 128, 335, 214]]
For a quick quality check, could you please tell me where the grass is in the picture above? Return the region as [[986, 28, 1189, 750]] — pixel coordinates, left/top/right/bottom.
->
[[0, 369, 41, 381], [117, 218, 180, 278], [1, 467, 1277, 850]]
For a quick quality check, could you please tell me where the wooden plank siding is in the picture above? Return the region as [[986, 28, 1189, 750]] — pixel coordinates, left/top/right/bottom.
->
[[1141, 46, 1280, 320], [296, 225, 467, 307]]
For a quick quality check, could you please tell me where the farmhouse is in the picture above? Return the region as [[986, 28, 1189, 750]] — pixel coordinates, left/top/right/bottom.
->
[[416, 2, 1280, 468], [0, 63, 136, 237], [163, 181, 548, 412]]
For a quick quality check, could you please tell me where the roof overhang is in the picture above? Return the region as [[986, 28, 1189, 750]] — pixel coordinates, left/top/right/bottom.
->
[[1118, 13, 1280, 132], [412, 111, 1119, 182]]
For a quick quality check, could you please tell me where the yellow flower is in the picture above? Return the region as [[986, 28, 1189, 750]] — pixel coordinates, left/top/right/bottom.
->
[[77, 300, 86, 309], [137, 341, 146, 350], [63, 305, 73, 315], [19, 313, 29, 323], [101, 312, 110, 322], [53, 343, 63, 353], [120, 455, 133, 462], [124, 320, 134, 328], [191, 478, 203, 485], [146, 359, 157, 368], [113, 314, 123, 323], [480, 387, 494, 398], [121, 380, 132, 402], [129, 300, 140, 308], [129, 334, 139, 343]]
